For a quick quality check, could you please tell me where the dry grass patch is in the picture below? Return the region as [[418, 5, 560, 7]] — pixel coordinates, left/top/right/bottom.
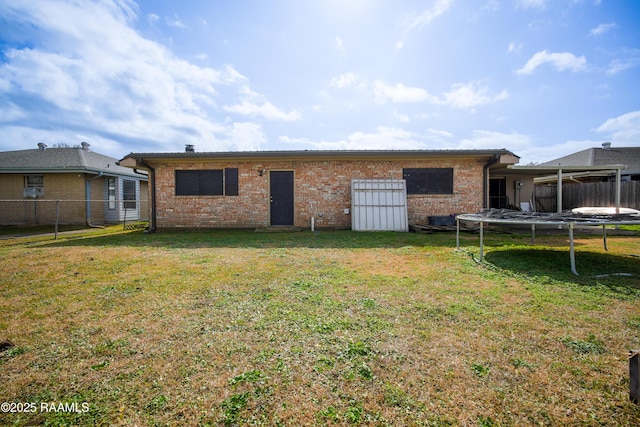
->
[[0, 228, 639, 426]]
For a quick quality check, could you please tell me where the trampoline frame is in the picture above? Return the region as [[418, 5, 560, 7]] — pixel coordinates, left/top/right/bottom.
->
[[455, 212, 640, 275]]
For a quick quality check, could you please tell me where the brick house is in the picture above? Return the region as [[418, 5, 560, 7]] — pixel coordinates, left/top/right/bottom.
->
[[119, 149, 519, 230], [0, 143, 148, 226]]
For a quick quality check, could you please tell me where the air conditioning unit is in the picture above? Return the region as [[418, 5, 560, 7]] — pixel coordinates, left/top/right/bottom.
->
[[23, 187, 44, 198]]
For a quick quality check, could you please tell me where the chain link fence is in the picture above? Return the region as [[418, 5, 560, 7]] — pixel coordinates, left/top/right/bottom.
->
[[0, 199, 149, 238]]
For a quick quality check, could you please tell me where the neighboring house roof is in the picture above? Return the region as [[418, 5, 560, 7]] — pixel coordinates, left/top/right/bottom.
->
[[0, 144, 147, 179], [120, 149, 519, 167], [541, 145, 640, 174]]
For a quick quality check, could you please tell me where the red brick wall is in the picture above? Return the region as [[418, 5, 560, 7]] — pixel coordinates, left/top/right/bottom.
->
[[150, 158, 486, 229]]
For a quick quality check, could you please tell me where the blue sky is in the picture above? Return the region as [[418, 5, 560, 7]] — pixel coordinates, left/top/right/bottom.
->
[[0, 0, 639, 164]]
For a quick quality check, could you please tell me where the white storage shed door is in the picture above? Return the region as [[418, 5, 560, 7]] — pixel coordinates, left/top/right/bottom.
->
[[351, 179, 408, 231]]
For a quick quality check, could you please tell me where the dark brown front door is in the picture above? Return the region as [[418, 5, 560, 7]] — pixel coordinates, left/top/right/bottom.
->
[[270, 171, 294, 226]]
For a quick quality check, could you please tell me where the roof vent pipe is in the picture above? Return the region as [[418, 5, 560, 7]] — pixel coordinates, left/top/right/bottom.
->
[[602, 142, 612, 150], [37, 143, 47, 150], [81, 141, 91, 150], [185, 144, 195, 153]]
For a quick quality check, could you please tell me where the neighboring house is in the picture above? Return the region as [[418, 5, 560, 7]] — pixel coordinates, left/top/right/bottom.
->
[[119, 148, 519, 230], [498, 142, 639, 212], [530, 142, 640, 211], [0, 142, 148, 226], [539, 142, 640, 181]]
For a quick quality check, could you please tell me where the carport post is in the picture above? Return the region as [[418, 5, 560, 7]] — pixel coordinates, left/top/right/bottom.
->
[[557, 168, 563, 213], [616, 167, 621, 214], [456, 217, 460, 249], [631, 350, 640, 404]]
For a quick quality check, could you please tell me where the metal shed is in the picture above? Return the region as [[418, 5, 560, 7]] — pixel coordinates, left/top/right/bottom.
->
[[351, 179, 408, 231]]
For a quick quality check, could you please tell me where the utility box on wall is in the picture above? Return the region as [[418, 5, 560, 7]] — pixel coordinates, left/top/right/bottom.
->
[[351, 179, 408, 231]]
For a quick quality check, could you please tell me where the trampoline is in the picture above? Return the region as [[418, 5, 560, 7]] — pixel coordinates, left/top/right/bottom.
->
[[456, 208, 640, 275]]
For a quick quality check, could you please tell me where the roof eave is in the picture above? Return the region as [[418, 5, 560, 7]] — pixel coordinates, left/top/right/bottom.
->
[[121, 149, 519, 165], [0, 166, 145, 178]]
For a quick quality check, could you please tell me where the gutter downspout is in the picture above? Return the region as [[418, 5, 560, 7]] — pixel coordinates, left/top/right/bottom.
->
[[139, 158, 157, 233], [615, 167, 621, 214], [483, 156, 500, 209], [86, 172, 104, 228]]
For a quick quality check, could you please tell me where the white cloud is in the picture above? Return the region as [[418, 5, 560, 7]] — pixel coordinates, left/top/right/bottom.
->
[[335, 36, 345, 52], [589, 22, 617, 36], [373, 80, 434, 103], [280, 127, 428, 151], [484, 0, 500, 12], [396, 0, 454, 50], [393, 111, 410, 123], [166, 15, 186, 29], [523, 139, 601, 164], [516, 50, 587, 75], [329, 72, 363, 89], [224, 122, 266, 151], [0, 0, 283, 155], [0, 125, 145, 155], [442, 82, 509, 109], [375, 80, 508, 109], [527, 19, 553, 32], [423, 127, 455, 146], [517, 0, 547, 9], [0, 102, 27, 122], [605, 50, 640, 75], [426, 128, 454, 139], [147, 13, 160, 25], [224, 85, 301, 121], [223, 100, 301, 122], [507, 42, 522, 53], [281, 127, 530, 158], [331, 76, 507, 110], [457, 130, 531, 151], [594, 111, 640, 144]]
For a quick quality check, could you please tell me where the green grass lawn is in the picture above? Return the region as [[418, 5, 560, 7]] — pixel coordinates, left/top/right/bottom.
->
[[1, 228, 639, 426]]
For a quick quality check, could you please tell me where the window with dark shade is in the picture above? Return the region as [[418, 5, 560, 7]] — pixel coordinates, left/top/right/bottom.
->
[[198, 170, 223, 195], [175, 169, 235, 196], [403, 168, 454, 195], [224, 168, 239, 196]]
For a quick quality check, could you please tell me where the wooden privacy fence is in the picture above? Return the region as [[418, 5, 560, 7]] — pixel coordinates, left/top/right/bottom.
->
[[535, 181, 640, 212]]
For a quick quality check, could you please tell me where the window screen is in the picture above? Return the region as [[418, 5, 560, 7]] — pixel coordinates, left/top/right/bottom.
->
[[123, 179, 137, 209], [403, 168, 453, 194], [175, 170, 224, 196], [25, 175, 43, 188], [108, 177, 117, 209]]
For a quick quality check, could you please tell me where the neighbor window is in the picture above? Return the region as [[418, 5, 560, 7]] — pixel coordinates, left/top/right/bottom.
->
[[25, 175, 43, 188], [123, 179, 136, 209], [108, 177, 117, 210], [175, 169, 238, 196], [23, 175, 44, 197], [403, 168, 454, 195]]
